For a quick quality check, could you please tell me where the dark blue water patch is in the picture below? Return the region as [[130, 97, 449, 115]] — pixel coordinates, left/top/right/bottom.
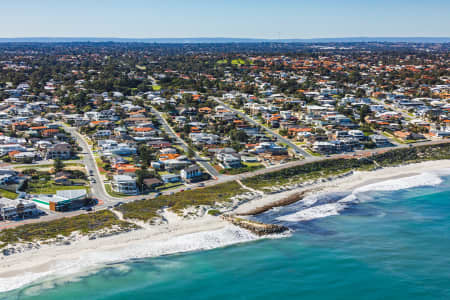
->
[[339, 202, 384, 218]]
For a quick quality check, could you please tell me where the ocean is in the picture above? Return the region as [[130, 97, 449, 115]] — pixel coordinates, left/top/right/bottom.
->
[[2, 171, 450, 300]]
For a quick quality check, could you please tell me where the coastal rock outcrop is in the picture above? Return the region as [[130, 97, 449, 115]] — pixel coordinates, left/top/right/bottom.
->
[[222, 215, 289, 236]]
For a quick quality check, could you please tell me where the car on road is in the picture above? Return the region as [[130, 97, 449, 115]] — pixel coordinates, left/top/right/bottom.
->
[[198, 183, 205, 187], [89, 170, 94, 175]]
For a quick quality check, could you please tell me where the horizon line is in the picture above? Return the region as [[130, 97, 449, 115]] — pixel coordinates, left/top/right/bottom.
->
[[0, 36, 449, 39]]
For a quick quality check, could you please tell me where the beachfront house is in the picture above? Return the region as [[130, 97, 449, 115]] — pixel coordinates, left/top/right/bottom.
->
[[112, 175, 138, 195]]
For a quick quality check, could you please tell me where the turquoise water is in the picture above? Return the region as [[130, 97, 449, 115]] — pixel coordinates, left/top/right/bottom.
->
[[3, 175, 450, 300]]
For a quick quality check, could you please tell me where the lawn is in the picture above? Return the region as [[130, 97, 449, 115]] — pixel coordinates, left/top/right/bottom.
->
[[0, 210, 138, 248], [157, 182, 184, 191], [0, 188, 18, 199], [95, 157, 108, 174], [304, 148, 322, 157], [27, 180, 89, 194], [243, 161, 263, 167], [231, 59, 246, 65], [105, 184, 131, 198], [14, 163, 85, 172]]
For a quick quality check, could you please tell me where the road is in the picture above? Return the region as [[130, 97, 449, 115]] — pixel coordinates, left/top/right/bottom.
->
[[371, 98, 414, 120], [149, 105, 221, 178], [212, 97, 312, 158], [61, 124, 122, 204], [231, 138, 450, 181], [3, 122, 446, 230]]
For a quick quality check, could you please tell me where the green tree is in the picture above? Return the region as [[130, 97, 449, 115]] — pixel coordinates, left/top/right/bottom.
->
[[187, 148, 195, 158], [53, 158, 64, 173], [360, 105, 371, 123]]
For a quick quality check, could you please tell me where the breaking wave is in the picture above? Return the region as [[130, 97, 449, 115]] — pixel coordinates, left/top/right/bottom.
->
[[0, 225, 270, 294], [277, 172, 445, 223]]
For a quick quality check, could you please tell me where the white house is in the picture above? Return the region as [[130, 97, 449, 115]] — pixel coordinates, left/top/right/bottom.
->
[[180, 165, 202, 181], [112, 175, 138, 195]]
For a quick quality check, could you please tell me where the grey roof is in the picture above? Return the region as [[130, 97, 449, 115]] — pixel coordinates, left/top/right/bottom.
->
[[56, 189, 87, 199]]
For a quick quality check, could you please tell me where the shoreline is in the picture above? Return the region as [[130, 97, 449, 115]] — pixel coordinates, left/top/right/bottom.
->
[[233, 160, 450, 216], [1, 159, 450, 293]]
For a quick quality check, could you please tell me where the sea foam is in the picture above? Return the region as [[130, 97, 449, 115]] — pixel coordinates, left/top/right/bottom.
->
[[0, 225, 263, 293], [277, 171, 445, 223]]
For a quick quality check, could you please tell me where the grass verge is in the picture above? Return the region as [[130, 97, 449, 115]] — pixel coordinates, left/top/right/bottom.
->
[[105, 184, 131, 198], [0, 188, 18, 199]]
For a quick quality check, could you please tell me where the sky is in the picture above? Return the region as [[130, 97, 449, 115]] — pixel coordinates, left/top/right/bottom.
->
[[1, 0, 449, 38]]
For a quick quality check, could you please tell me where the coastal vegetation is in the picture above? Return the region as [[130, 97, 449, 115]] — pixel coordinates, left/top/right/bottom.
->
[[2, 143, 449, 245], [220, 163, 264, 175], [117, 181, 248, 221], [243, 143, 450, 189], [0, 211, 138, 248]]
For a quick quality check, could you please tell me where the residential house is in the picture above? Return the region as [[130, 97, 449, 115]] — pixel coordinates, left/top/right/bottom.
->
[[180, 165, 202, 182], [112, 175, 138, 195], [46, 143, 72, 160]]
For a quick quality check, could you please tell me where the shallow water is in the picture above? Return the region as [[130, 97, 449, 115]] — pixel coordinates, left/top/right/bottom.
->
[[2, 173, 450, 300]]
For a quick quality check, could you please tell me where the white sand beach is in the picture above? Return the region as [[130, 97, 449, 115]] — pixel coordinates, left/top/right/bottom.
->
[[1, 159, 449, 292]]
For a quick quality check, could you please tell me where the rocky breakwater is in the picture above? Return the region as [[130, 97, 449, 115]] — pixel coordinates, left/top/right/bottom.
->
[[222, 215, 289, 236], [237, 190, 311, 216]]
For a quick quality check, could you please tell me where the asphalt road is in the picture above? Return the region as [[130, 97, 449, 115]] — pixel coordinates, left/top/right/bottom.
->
[[5, 123, 445, 229], [371, 98, 414, 120], [149, 105, 221, 178], [61, 124, 121, 204]]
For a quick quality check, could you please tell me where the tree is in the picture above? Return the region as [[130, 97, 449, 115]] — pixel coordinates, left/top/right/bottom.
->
[[187, 148, 195, 158], [355, 88, 366, 98], [360, 105, 371, 124], [53, 158, 64, 173], [183, 124, 191, 135], [135, 166, 155, 192], [138, 144, 155, 167]]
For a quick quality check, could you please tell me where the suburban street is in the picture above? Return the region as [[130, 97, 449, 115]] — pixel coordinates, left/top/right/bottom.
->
[[371, 97, 414, 120], [2, 122, 448, 231], [61, 124, 122, 204], [149, 105, 221, 178], [212, 97, 312, 158]]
